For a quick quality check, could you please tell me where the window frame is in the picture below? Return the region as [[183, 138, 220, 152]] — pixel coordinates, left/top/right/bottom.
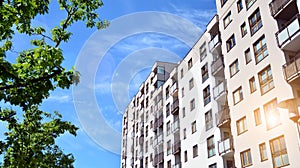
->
[[193, 144, 198, 158], [190, 98, 195, 111], [207, 135, 216, 158], [246, 0, 257, 9], [245, 48, 252, 64], [240, 149, 253, 167], [253, 35, 268, 64], [200, 42, 207, 61], [254, 108, 262, 126], [229, 59, 239, 77], [191, 121, 197, 134], [269, 135, 289, 168], [249, 8, 262, 35], [205, 110, 213, 131], [241, 22, 247, 37], [259, 142, 268, 161], [237, 0, 243, 12], [226, 34, 236, 52], [189, 78, 194, 90], [249, 76, 257, 93], [201, 63, 209, 83], [223, 11, 232, 29], [258, 65, 274, 95], [237, 116, 247, 135], [233, 86, 243, 105], [203, 85, 211, 106]]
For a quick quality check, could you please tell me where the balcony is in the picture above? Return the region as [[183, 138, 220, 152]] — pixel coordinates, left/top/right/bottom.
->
[[211, 56, 224, 76], [171, 99, 179, 115], [269, 0, 295, 18], [218, 136, 234, 156], [153, 152, 164, 166], [172, 119, 180, 133], [157, 114, 163, 127], [215, 106, 230, 128], [213, 81, 227, 101], [153, 119, 158, 132], [276, 14, 300, 50], [172, 163, 182, 168], [283, 56, 300, 84], [154, 100, 163, 113], [172, 141, 181, 154], [153, 133, 164, 147], [207, 15, 219, 33], [209, 33, 221, 54], [170, 82, 178, 97]]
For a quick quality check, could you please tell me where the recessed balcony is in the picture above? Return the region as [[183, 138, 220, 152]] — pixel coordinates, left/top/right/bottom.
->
[[276, 14, 300, 50], [211, 56, 224, 76], [171, 99, 179, 115], [283, 56, 300, 84], [215, 106, 230, 128], [170, 82, 178, 97], [153, 133, 164, 147], [172, 119, 180, 133], [153, 152, 164, 166], [269, 0, 296, 18], [218, 136, 234, 156], [172, 141, 181, 154], [213, 80, 227, 102], [209, 33, 221, 54]]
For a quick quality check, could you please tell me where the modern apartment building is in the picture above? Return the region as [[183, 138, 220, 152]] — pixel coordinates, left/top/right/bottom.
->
[[121, 0, 300, 168]]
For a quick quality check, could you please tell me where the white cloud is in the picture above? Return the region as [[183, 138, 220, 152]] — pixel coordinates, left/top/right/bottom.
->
[[47, 95, 71, 103]]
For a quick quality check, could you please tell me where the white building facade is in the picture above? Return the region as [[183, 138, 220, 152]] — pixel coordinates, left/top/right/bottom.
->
[[121, 0, 300, 168]]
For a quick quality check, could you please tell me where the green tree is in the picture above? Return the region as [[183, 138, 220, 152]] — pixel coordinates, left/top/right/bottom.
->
[[0, 0, 108, 167]]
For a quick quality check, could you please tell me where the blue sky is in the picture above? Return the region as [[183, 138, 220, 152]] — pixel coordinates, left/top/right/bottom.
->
[[1, 0, 216, 167]]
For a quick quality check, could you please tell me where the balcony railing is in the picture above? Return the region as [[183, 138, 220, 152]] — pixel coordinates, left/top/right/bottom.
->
[[276, 14, 300, 48], [215, 106, 230, 127], [269, 0, 293, 17], [209, 34, 221, 52], [218, 136, 234, 156], [153, 133, 164, 147], [170, 82, 178, 96], [283, 56, 300, 83], [172, 141, 181, 154], [171, 99, 179, 115], [213, 81, 227, 100], [211, 57, 224, 76], [153, 152, 164, 166]]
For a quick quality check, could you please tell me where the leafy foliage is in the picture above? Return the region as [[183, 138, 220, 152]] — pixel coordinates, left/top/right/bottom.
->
[[0, 0, 108, 167]]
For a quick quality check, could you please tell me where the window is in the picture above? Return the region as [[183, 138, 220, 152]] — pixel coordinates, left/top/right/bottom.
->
[[229, 59, 239, 77], [181, 87, 184, 97], [183, 128, 187, 139], [240, 149, 253, 167], [249, 8, 262, 35], [182, 107, 186, 118], [180, 68, 184, 78], [203, 85, 211, 106], [209, 163, 217, 168], [249, 77, 257, 93], [226, 34, 236, 52], [166, 103, 170, 117], [223, 11, 232, 28], [167, 160, 171, 168], [167, 140, 171, 155], [233, 86, 243, 105], [150, 137, 153, 146], [167, 121, 171, 136], [253, 35, 268, 64], [264, 99, 280, 130], [188, 58, 193, 70], [259, 143, 268, 161], [207, 136, 216, 158], [145, 141, 148, 153], [237, 116, 247, 135], [201, 63, 209, 83], [270, 136, 289, 168], [190, 98, 195, 111], [241, 22, 247, 37], [245, 48, 252, 64], [246, 0, 256, 9], [258, 65, 274, 95], [157, 66, 165, 74], [200, 42, 207, 61], [150, 153, 153, 162], [165, 86, 169, 99], [146, 126, 149, 137], [184, 151, 188, 162], [145, 157, 148, 168], [254, 108, 262, 126], [193, 145, 198, 158], [192, 121, 197, 134], [189, 78, 194, 90], [221, 0, 228, 7], [150, 121, 153, 129], [237, 0, 243, 12], [205, 110, 213, 131]]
